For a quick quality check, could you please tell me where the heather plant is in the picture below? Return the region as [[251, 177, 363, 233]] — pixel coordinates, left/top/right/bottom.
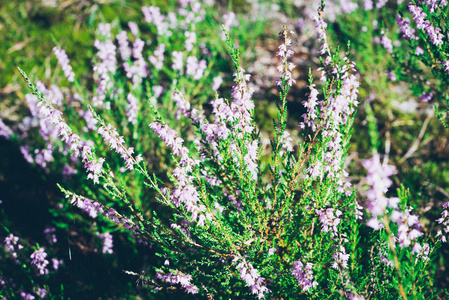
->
[[2, 1, 449, 299], [3, 2, 447, 298]]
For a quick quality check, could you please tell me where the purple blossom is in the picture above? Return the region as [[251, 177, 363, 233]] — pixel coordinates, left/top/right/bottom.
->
[[300, 84, 319, 131], [363, 0, 373, 10], [363, 154, 398, 221], [44, 227, 57, 244], [116, 31, 131, 61], [122, 38, 147, 87], [93, 23, 117, 108], [408, 3, 444, 46], [68, 193, 139, 232], [331, 245, 350, 270], [376, 32, 393, 53], [128, 22, 139, 36], [419, 92, 433, 103], [376, 0, 388, 9], [97, 123, 143, 170], [156, 269, 198, 294], [30, 247, 49, 276], [52, 258, 63, 270], [186, 56, 207, 80], [244, 140, 259, 180], [212, 76, 223, 91], [79, 109, 98, 131], [423, 0, 447, 12], [340, 0, 358, 14], [316, 208, 342, 236], [20, 292, 35, 300], [396, 15, 416, 40], [0, 118, 12, 138], [275, 29, 296, 88], [233, 256, 271, 299], [142, 6, 170, 36], [436, 201, 449, 243], [126, 93, 139, 124], [99, 232, 114, 254], [4, 233, 23, 263], [173, 92, 191, 120], [53, 46, 75, 82], [148, 44, 165, 70], [412, 243, 430, 262], [172, 51, 184, 71], [416, 46, 424, 55], [37, 287, 47, 298], [390, 209, 423, 248], [291, 260, 318, 292], [184, 31, 196, 52], [312, 14, 329, 55], [149, 122, 209, 225]]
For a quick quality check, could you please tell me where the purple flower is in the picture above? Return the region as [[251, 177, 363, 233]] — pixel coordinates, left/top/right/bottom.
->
[[363, 154, 397, 219], [92, 23, 117, 108], [30, 247, 49, 276], [363, 0, 373, 10], [20, 292, 35, 300], [340, 0, 358, 14], [312, 14, 329, 55], [128, 22, 139, 36], [212, 76, 223, 91], [53, 47, 75, 82], [416, 46, 424, 55], [172, 51, 184, 71], [291, 260, 318, 292], [99, 232, 114, 254], [126, 93, 139, 124], [275, 28, 296, 88], [44, 227, 57, 244], [0, 118, 13, 138], [52, 258, 63, 270], [4, 233, 23, 263], [436, 201, 449, 243], [150, 122, 209, 225], [156, 269, 199, 294], [316, 208, 342, 236], [396, 15, 416, 40], [148, 43, 165, 70], [234, 256, 271, 299], [331, 245, 350, 270], [97, 123, 143, 170], [142, 6, 170, 36], [184, 31, 196, 52], [418, 92, 433, 103], [376, 0, 388, 8], [116, 31, 131, 61]]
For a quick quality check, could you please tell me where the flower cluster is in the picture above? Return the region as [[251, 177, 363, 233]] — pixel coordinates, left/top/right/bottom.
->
[[53, 46, 75, 82], [363, 154, 399, 229], [92, 23, 117, 108], [98, 232, 114, 254], [30, 248, 49, 276], [156, 269, 199, 294], [408, 3, 444, 46], [149, 122, 209, 225], [436, 201, 449, 243], [234, 256, 270, 299], [275, 28, 296, 87], [4, 233, 23, 263], [291, 260, 318, 292], [97, 123, 143, 171]]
